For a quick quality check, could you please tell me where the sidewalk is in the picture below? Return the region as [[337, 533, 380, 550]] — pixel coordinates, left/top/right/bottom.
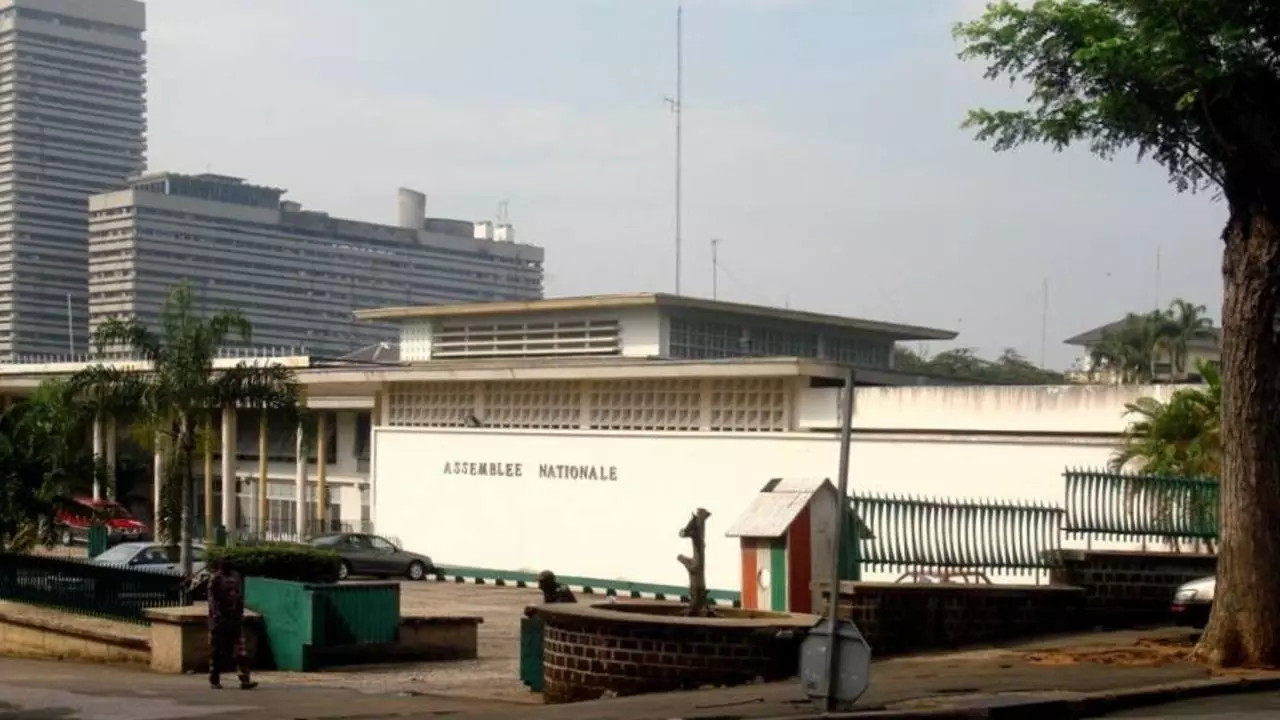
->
[[1, 627, 1275, 720]]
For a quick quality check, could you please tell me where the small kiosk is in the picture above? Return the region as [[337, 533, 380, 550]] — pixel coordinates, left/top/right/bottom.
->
[[726, 477, 868, 613]]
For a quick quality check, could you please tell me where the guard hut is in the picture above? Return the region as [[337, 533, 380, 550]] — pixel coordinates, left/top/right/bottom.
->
[[726, 477, 869, 614]]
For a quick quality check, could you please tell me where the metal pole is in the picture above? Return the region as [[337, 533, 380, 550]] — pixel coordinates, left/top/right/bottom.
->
[[824, 366, 856, 711], [674, 1, 683, 295], [1039, 278, 1048, 368], [711, 238, 720, 300]]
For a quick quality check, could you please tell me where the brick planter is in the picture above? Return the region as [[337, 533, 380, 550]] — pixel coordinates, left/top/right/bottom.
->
[[529, 602, 816, 704]]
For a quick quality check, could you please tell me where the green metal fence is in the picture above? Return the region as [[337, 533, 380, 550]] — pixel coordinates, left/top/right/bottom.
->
[[851, 493, 1065, 575], [1062, 468, 1219, 542], [0, 553, 190, 624]]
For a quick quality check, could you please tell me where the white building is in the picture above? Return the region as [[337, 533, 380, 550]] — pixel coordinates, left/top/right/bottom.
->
[[0, 295, 1176, 594]]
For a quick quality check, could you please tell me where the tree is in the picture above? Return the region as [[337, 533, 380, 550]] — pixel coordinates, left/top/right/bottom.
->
[[956, 0, 1280, 666], [895, 346, 1068, 384], [72, 284, 301, 576], [1167, 299, 1215, 376], [1089, 311, 1175, 383], [1112, 361, 1222, 478]]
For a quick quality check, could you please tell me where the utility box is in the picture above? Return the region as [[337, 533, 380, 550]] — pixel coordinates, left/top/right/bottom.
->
[[725, 478, 870, 613]]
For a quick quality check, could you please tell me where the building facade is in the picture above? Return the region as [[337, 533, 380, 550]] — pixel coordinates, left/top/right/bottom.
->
[[87, 175, 544, 358], [0, 295, 1182, 594], [0, 0, 146, 360]]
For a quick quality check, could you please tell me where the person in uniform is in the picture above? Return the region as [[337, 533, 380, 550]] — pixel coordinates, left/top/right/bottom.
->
[[207, 557, 257, 690], [536, 570, 577, 603]]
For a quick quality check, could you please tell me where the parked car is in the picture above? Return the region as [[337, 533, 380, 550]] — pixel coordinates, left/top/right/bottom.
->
[[1171, 575, 1214, 628], [309, 532, 434, 581], [91, 541, 208, 577], [56, 497, 151, 546]]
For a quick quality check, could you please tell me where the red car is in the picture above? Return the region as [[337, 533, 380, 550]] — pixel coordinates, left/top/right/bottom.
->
[[56, 497, 151, 547]]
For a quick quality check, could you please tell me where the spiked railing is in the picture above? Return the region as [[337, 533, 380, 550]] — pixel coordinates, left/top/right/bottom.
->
[[851, 492, 1065, 575], [1062, 468, 1219, 542]]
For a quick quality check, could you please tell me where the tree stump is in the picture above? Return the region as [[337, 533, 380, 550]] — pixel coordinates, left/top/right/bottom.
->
[[678, 508, 713, 617]]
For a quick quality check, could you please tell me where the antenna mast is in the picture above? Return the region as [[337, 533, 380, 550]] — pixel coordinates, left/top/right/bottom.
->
[[711, 238, 720, 300], [664, 2, 684, 295]]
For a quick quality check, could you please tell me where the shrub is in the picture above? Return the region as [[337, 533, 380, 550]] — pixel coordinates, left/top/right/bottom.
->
[[207, 543, 341, 584]]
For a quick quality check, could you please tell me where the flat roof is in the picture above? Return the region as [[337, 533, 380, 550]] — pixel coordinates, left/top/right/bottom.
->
[[353, 293, 957, 341]]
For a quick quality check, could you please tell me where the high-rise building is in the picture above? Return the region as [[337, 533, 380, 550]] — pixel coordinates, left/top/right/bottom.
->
[[88, 173, 545, 357], [0, 0, 146, 360]]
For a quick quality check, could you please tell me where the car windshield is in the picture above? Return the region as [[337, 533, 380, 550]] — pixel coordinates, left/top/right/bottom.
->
[[99, 503, 131, 519], [92, 544, 139, 565]]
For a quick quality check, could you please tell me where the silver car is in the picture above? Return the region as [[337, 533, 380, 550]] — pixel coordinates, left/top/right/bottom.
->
[[91, 541, 208, 577], [1171, 575, 1214, 628]]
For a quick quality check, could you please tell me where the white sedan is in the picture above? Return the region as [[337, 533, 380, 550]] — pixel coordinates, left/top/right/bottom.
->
[[1171, 575, 1214, 628]]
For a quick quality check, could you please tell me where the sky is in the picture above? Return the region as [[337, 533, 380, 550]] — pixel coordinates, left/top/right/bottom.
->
[[142, 0, 1226, 370]]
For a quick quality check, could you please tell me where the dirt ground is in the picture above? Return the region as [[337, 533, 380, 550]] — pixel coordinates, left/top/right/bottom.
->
[[1022, 631, 1199, 668]]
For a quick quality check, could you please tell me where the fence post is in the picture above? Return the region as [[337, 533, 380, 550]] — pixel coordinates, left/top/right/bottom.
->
[[87, 524, 108, 558]]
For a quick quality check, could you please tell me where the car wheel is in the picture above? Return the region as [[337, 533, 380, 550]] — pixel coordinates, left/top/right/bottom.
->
[[337, 560, 351, 581], [407, 561, 426, 581]]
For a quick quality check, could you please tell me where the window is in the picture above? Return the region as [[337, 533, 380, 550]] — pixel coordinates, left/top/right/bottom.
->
[[370, 536, 395, 552]]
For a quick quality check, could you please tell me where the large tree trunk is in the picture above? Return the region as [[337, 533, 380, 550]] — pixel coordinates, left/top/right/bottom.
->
[[1195, 200, 1280, 667]]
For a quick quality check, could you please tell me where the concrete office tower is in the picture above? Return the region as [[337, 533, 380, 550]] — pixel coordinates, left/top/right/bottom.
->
[[87, 173, 545, 358], [0, 0, 146, 360]]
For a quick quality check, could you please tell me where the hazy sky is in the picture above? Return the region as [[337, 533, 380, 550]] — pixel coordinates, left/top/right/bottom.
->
[[143, 0, 1225, 370]]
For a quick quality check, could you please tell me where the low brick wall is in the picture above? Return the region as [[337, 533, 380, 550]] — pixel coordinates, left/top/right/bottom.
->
[[1049, 549, 1217, 628], [530, 602, 815, 704], [834, 582, 1085, 656]]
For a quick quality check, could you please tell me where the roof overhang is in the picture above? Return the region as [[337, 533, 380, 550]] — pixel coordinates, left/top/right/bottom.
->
[[297, 357, 849, 385], [353, 293, 957, 341]]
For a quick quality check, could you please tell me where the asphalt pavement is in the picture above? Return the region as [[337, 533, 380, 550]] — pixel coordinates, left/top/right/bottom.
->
[[1100, 690, 1280, 719]]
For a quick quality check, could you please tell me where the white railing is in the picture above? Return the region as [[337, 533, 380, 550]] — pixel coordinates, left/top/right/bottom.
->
[[2, 346, 312, 366]]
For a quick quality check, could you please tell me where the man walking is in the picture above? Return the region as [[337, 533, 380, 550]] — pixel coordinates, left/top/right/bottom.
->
[[207, 557, 257, 690]]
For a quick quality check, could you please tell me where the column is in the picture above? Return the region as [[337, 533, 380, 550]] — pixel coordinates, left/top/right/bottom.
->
[[294, 421, 307, 538], [105, 416, 118, 500], [203, 415, 214, 543], [220, 407, 236, 533], [315, 412, 328, 531], [369, 392, 380, 532], [257, 410, 269, 536], [153, 433, 164, 538], [91, 414, 103, 501]]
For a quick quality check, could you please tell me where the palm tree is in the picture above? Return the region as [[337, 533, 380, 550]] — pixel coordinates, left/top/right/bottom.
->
[[1165, 299, 1215, 378], [1110, 361, 1221, 478], [1090, 311, 1179, 383], [70, 284, 301, 576], [1110, 360, 1221, 551]]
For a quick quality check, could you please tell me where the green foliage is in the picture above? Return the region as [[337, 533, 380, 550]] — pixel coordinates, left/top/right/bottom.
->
[[68, 283, 302, 575], [895, 346, 1067, 384], [954, 0, 1280, 199], [1088, 300, 1215, 384], [1112, 360, 1222, 477], [208, 543, 341, 584]]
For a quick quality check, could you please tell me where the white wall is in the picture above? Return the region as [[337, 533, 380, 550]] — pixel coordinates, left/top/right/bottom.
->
[[374, 426, 1123, 592], [799, 383, 1178, 433]]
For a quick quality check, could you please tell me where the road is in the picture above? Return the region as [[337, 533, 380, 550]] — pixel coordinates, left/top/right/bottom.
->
[[1102, 690, 1280, 718]]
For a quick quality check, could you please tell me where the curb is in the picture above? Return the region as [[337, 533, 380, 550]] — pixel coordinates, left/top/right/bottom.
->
[[762, 674, 1280, 720]]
